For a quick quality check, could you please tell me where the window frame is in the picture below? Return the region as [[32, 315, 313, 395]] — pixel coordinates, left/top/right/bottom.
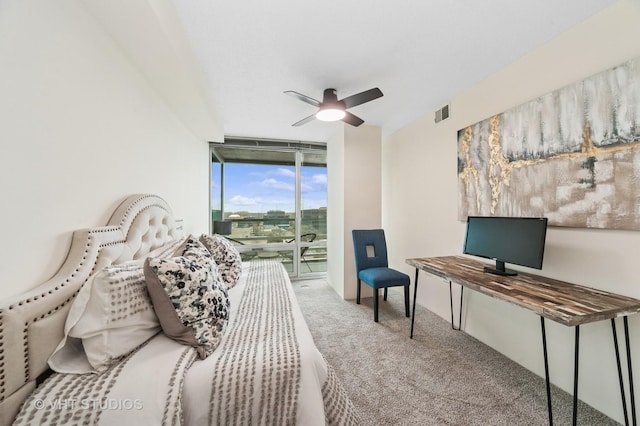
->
[[209, 138, 327, 278]]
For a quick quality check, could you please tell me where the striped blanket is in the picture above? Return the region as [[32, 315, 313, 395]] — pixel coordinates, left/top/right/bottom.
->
[[183, 260, 360, 425], [13, 333, 197, 425], [14, 261, 359, 425]]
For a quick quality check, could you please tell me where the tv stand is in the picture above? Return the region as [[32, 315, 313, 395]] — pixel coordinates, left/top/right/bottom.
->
[[483, 260, 517, 276], [406, 255, 640, 426]]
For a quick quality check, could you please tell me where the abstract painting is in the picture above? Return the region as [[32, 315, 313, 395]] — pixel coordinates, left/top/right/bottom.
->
[[458, 56, 640, 229]]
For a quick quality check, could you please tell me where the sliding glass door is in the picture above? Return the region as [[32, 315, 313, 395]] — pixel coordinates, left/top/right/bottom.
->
[[298, 151, 327, 274], [210, 139, 327, 278]]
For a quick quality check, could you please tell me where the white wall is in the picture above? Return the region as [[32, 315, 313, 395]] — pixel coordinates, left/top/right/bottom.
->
[[0, 0, 222, 300], [343, 125, 382, 300], [383, 0, 640, 422], [328, 124, 382, 299], [327, 128, 346, 297]]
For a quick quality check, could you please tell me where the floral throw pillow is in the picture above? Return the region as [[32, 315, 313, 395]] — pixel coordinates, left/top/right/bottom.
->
[[200, 234, 242, 289], [176, 234, 214, 260], [176, 234, 229, 293], [144, 252, 230, 359]]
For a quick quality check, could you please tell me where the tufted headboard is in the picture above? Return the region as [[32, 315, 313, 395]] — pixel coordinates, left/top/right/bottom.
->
[[0, 194, 184, 425]]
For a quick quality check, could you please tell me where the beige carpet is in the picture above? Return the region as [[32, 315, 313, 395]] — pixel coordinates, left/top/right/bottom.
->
[[292, 278, 620, 426]]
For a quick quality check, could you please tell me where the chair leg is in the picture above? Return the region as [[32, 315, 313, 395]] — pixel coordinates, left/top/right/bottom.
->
[[404, 285, 410, 317], [374, 288, 379, 322], [357, 279, 361, 304], [383, 287, 388, 301], [303, 258, 312, 272]]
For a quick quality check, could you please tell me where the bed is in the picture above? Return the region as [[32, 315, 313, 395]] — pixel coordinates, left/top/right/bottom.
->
[[0, 194, 359, 425]]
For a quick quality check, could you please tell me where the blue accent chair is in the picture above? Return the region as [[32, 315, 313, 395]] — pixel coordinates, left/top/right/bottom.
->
[[352, 229, 410, 322]]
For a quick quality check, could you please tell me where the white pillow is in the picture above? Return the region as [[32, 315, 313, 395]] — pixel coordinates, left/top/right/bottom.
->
[[48, 261, 160, 373], [48, 240, 182, 373]]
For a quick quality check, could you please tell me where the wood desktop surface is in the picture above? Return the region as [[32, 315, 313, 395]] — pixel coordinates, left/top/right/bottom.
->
[[406, 255, 640, 327]]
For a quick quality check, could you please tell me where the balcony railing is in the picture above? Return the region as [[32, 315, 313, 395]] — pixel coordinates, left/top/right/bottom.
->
[[216, 217, 327, 274]]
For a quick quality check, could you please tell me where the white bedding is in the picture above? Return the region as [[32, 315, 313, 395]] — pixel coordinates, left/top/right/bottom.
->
[[183, 260, 335, 425], [13, 260, 359, 425], [13, 333, 196, 425]]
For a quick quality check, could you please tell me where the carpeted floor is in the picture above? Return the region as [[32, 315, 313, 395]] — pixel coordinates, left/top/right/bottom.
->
[[292, 278, 620, 426]]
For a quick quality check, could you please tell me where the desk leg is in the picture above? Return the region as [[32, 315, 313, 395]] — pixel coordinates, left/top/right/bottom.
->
[[624, 317, 637, 426], [449, 281, 463, 331], [410, 268, 419, 339], [612, 318, 630, 426], [572, 325, 580, 426], [540, 319, 581, 426], [540, 317, 553, 426]]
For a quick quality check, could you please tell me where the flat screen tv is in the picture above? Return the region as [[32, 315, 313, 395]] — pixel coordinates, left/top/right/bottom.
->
[[463, 216, 548, 276]]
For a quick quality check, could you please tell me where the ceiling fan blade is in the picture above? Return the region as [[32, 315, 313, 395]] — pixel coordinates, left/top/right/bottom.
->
[[284, 91, 321, 107], [340, 88, 383, 109], [342, 111, 364, 127], [292, 114, 316, 127]]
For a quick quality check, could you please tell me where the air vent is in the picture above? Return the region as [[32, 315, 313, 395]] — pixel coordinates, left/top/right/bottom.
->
[[435, 104, 450, 123]]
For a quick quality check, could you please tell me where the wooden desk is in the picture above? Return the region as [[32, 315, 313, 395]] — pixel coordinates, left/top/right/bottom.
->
[[406, 255, 640, 426]]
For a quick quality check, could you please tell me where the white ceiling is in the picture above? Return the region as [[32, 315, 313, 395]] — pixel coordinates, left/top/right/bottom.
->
[[171, 0, 617, 143]]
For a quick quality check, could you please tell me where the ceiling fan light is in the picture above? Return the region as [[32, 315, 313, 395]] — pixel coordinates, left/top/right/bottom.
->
[[316, 108, 345, 122]]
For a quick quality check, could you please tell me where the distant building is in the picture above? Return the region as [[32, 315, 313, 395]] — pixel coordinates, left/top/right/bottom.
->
[[263, 210, 290, 227], [301, 208, 327, 233]]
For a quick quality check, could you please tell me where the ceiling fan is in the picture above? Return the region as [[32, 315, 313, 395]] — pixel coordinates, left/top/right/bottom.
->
[[284, 87, 383, 127]]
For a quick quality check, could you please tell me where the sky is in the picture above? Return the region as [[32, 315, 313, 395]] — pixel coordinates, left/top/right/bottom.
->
[[212, 163, 327, 213]]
